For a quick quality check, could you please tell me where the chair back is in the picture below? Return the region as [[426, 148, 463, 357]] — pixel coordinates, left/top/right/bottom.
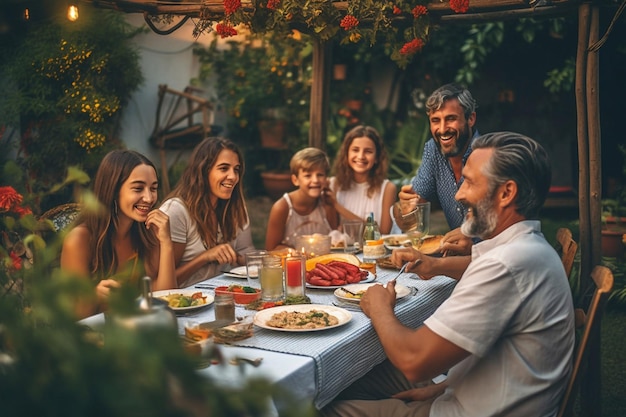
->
[[557, 265, 614, 417], [40, 203, 81, 232], [149, 84, 216, 194], [556, 227, 578, 277]]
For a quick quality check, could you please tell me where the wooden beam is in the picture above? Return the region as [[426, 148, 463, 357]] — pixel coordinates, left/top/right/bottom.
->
[[309, 39, 331, 151]]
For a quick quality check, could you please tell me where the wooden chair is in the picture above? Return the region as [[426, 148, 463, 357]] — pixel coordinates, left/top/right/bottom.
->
[[39, 203, 81, 232], [557, 265, 614, 417], [149, 84, 218, 194], [557, 227, 578, 277]]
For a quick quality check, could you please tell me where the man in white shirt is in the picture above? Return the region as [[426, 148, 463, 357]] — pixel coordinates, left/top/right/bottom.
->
[[323, 131, 575, 417]]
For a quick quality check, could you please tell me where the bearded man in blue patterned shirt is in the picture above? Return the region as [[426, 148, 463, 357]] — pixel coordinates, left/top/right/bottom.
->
[[397, 83, 479, 255]]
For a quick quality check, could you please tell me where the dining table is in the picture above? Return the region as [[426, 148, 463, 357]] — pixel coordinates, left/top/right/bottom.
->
[[79, 259, 456, 415]]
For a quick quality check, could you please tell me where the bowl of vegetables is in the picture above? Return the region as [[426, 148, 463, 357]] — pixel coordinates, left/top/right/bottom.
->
[[215, 285, 261, 305]]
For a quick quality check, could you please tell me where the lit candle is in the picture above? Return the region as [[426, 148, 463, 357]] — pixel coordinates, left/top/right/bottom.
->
[[285, 256, 305, 297]]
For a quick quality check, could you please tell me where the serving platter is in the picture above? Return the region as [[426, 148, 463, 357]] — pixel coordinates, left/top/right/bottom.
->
[[306, 271, 375, 290], [253, 304, 352, 332], [153, 289, 214, 313], [334, 282, 411, 304]]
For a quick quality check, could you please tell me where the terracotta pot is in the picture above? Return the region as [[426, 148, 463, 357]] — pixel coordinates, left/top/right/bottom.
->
[[260, 171, 295, 200], [601, 227, 625, 259]]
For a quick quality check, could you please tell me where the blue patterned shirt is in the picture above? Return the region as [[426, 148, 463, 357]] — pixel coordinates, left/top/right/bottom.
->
[[411, 130, 480, 230]]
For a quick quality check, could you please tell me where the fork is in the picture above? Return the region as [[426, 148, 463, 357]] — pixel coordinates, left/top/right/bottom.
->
[[388, 263, 409, 285], [388, 259, 423, 284]]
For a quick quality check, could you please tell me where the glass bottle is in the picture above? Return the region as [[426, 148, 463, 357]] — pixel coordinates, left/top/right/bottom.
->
[[362, 212, 385, 263]]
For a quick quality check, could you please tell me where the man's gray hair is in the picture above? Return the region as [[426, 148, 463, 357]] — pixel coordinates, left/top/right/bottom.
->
[[425, 83, 477, 119], [473, 132, 551, 219]]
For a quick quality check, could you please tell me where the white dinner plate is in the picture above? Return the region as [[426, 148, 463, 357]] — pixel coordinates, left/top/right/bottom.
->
[[253, 304, 352, 332], [330, 246, 361, 254], [383, 234, 411, 250], [334, 282, 411, 304], [306, 271, 375, 290], [223, 265, 249, 279], [153, 289, 214, 313]]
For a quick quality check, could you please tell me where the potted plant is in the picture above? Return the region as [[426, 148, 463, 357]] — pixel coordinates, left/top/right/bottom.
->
[[601, 145, 626, 258]]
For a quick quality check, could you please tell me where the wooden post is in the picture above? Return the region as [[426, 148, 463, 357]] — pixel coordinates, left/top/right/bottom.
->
[[309, 39, 331, 151], [581, 7, 603, 416]]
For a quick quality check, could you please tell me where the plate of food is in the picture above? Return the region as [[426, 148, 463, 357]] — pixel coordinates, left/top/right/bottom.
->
[[383, 234, 412, 250], [334, 282, 411, 303], [376, 255, 399, 270], [420, 235, 444, 255], [306, 270, 375, 290], [153, 289, 214, 313], [253, 304, 352, 332]]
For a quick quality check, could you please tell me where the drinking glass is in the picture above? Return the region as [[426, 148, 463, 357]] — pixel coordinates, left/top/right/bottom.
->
[[405, 202, 431, 249], [259, 255, 284, 301], [245, 250, 267, 288], [342, 220, 364, 253]]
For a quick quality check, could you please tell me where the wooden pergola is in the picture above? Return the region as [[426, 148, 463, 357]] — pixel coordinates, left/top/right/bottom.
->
[[89, 1, 624, 413]]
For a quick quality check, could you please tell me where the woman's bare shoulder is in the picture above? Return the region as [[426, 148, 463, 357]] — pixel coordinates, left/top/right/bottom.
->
[[63, 224, 91, 249]]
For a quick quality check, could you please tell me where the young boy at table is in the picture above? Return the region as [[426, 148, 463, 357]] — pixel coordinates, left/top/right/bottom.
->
[[265, 147, 338, 251]]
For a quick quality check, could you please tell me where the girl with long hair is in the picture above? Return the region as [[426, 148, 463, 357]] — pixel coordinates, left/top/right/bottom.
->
[[61, 150, 176, 319], [328, 125, 397, 234], [160, 137, 254, 287]]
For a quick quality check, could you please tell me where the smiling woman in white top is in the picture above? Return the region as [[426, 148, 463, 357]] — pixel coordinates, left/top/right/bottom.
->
[[160, 137, 254, 288], [327, 125, 397, 234]]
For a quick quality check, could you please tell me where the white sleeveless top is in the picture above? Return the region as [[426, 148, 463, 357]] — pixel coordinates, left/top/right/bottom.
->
[[331, 178, 389, 225], [281, 193, 332, 247]]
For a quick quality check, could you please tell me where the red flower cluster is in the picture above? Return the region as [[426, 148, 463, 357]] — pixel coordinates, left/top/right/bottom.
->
[[412, 5, 428, 18], [0, 186, 31, 217], [216, 23, 238, 38], [223, 0, 242, 15], [340, 15, 359, 31], [393, 6, 402, 15], [10, 251, 22, 270], [450, 0, 470, 13], [400, 38, 425, 55], [266, 0, 281, 10]]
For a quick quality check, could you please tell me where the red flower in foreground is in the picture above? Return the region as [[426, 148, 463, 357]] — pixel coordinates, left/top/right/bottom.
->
[[10, 251, 22, 270], [400, 38, 425, 55], [0, 186, 23, 212], [266, 0, 280, 10], [13, 205, 32, 217], [412, 5, 428, 18], [340, 15, 359, 31], [216, 23, 238, 38], [393, 6, 402, 15], [450, 0, 469, 13], [223, 0, 241, 15]]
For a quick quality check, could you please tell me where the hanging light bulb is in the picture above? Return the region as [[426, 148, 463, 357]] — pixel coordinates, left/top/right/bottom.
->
[[23, 8, 30, 20], [67, 4, 79, 22]]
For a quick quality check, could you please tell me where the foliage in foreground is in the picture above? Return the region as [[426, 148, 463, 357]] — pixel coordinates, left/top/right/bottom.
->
[[0, 177, 313, 417]]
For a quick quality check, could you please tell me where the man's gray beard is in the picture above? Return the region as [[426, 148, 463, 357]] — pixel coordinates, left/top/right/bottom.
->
[[461, 197, 498, 240]]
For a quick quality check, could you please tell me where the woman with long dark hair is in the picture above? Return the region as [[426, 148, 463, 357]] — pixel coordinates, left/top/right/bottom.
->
[[61, 150, 176, 318], [160, 137, 254, 287]]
